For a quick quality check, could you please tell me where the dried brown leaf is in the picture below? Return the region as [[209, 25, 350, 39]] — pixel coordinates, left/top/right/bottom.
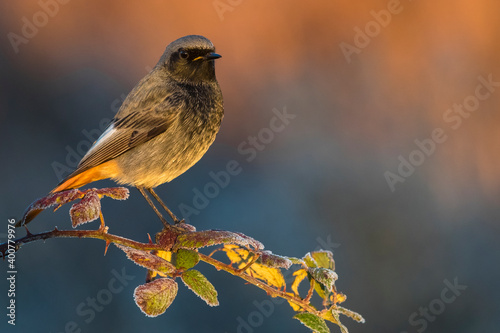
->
[[95, 187, 129, 200], [70, 191, 101, 228], [115, 244, 176, 275], [174, 230, 264, 251], [259, 250, 292, 269], [16, 189, 82, 226]]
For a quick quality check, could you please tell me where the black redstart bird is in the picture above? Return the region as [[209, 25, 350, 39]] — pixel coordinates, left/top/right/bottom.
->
[[17, 35, 224, 227]]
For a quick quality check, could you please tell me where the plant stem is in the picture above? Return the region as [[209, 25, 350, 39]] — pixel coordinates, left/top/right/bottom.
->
[[0, 228, 160, 255], [1, 227, 319, 314], [199, 253, 318, 314]]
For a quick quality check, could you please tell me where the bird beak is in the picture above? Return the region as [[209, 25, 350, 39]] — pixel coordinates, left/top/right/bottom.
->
[[204, 52, 222, 60], [193, 53, 221, 61]]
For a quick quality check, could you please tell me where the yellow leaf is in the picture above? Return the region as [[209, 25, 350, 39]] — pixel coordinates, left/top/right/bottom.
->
[[331, 292, 347, 305], [287, 300, 302, 311], [311, 251, 335, 270], [223, 244, 251, 268], [321, 309, 340, 325], [286, 292, 305, 311], [157, 251, 172, 261], [291, 269, 308, 296], [247, 262, 285, 289], [149, 251, 173, 278], [223, 245, 285, 289]]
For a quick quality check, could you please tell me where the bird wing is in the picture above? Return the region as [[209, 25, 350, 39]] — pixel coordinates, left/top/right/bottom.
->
[[63, 91, 183, 182]]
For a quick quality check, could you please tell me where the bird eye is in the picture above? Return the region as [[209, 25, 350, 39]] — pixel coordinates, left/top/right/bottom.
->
[[179, 49, 189, 59]]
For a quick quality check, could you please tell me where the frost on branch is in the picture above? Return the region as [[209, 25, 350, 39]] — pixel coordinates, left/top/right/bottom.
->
[[16, 187, 130, 228], [115, 244, 177, 275], [173, 230, 264, 251], [115, 223, 364, 332], [7, 187, 364, 332], [259, 250, 293, 269]]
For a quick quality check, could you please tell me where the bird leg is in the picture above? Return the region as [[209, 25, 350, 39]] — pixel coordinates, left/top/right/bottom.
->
[[137, 187, 170, 228], [147, 188, 182, 224]]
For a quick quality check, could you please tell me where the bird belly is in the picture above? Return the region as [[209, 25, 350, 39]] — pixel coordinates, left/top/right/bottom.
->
[[112, 123, 217, 188]]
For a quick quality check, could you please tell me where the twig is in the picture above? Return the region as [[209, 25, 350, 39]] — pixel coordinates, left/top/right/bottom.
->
[[199, 253, 318, 313], [0, 227, 319, 314], [0, 228, 160, 256], [304, 278, 315, 303]]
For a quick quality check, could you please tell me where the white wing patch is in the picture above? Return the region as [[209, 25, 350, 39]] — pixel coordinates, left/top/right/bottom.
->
[[81, 124, 116, 162]]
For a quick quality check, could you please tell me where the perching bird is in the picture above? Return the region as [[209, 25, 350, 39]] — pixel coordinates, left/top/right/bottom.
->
[[17, 35, 224, 227]]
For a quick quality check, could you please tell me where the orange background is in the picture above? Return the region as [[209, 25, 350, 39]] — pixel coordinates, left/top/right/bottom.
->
[[1, 1, 499, 332]]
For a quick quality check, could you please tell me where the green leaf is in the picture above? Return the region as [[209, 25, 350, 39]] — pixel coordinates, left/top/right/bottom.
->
[[174, 249, 200, 270], [294, 312, 330, 333], [329, 310, 348, 333], [134, 278, 178, 317], [334, 305, 365, 323], [308, 267, 338, 292], [288, 256, 305, 265], [115, 244, 177, 275], [259, 250, 292, 269], [181, 269, 219, 306], [313, 280, 328, 300]]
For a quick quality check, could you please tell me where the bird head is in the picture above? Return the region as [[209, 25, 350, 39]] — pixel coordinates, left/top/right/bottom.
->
[[158, 35, 221, 83]]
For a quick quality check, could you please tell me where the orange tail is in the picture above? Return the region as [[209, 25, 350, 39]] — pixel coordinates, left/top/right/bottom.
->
[[17, 160, 120, 227], [50, 160, 119, 193]]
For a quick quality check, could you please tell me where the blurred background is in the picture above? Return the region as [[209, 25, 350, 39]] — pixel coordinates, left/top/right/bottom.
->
[[1, 1, 499, 332]]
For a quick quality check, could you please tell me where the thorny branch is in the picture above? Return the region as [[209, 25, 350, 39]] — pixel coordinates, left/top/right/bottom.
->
[[3, 187, 364, 332]]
